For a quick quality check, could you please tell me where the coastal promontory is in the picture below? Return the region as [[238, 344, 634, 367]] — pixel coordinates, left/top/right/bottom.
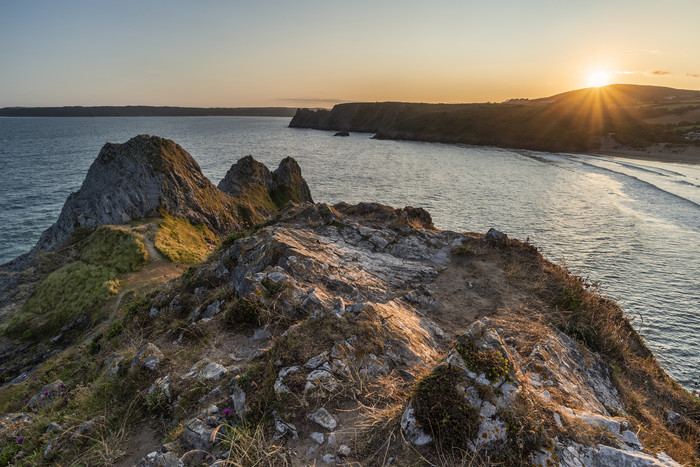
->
[[0, 136, 697, 466], [290, 84, 700, 160]]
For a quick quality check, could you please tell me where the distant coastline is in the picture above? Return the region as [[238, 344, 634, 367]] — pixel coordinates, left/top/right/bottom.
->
[[289, 84, 700, 164], [0, 106, 300, 118]]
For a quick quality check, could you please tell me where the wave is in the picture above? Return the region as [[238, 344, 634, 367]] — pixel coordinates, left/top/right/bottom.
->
[[554, 158, 700, 232]]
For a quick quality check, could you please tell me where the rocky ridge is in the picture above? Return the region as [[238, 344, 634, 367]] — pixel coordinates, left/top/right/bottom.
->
[[218, 155, 313, 209], [36, 135, 238, 251], [0, 135, 312, 392], [35, 135, 313, 252], [0, 136, 698, 465]]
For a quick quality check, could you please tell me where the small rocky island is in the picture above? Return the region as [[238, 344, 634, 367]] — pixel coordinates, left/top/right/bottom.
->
[[0, 135, 697, 465]]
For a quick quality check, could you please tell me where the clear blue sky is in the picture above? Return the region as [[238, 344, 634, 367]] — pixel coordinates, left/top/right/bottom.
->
[[1, 0, 699, 107]]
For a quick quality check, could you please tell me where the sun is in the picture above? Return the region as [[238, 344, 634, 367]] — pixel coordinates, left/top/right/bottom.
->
[[587, 70, 611, 88]]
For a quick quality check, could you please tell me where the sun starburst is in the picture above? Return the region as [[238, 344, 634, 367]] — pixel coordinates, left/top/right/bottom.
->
[[587, 71, 611, 88]]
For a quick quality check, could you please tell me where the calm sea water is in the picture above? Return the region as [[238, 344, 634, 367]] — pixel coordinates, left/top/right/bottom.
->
[[1, 116, 699, 389]]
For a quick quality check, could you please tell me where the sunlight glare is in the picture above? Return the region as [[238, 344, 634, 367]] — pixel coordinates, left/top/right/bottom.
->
[[587, 71, 611, 88]]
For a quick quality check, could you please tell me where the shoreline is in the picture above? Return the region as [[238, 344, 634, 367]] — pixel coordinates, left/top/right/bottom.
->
[[586, 145, 700, 165]]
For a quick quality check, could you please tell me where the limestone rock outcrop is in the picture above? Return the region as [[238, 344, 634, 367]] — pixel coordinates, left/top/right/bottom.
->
[[0, 137, 697, 466], [32, 135, 314, 252], [217, 155, 313, 208], [36, 135, 240, 250]]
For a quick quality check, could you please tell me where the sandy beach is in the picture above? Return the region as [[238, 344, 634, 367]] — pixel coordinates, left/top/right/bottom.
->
[[589, 143, 700, 165]]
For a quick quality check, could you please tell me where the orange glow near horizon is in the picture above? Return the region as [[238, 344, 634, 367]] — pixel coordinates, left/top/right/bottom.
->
[[1, 3, 699, 108]]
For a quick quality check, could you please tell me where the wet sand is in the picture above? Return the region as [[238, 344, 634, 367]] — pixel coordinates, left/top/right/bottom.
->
[[588, 145, 700, 165]]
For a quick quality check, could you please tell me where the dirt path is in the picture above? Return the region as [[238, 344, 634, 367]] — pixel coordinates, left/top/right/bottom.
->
[[94, 222, 182, 336], [429, 240, 531, 343]]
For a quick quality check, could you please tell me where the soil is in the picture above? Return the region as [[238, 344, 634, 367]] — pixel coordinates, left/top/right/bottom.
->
[[428, 241, 530, 342], [113, 424, 162, 467]]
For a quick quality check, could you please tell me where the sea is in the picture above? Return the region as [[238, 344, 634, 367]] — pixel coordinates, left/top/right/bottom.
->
[[1, 116, 699, 390]]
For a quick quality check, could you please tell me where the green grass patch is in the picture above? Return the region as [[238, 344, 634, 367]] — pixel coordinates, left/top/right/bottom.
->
[[155, 213, 217, 264], [5, 261, 118, 339], [80, 225, 148, 273]]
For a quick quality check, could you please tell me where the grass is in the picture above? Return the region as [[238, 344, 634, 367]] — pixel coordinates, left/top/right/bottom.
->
[[454, 340, 511, 383], [411, 365, 480, 450], [2, 224, 151, 341], [486, 235, 700, 463], [80, 225, 148, 273], [0, 340, 153, 466], [215, 422, 287, 466], [5, 261, 118, 339], [154, 213, 217, 264]]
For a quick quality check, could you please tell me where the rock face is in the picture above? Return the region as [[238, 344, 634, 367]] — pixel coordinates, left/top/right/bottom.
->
[[36, 135, 240, 250], [1, 138, 697, 466], [217, 155, 313, 208], [153, 201, 690, 466]]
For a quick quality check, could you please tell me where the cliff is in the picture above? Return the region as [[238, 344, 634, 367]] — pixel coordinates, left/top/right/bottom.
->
[[0, 136, 698, 466], [0, 135, 312, 373], [289, 85, 700, 153]]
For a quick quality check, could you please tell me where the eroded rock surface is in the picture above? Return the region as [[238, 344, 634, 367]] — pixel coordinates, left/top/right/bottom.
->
[[0, 140, 695, 466], [36, 135, 241, 250], [218, 155, 313, 208]]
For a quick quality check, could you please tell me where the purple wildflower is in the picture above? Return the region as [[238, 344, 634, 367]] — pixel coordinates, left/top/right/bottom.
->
[[17, 437, 24, 444], [44, 391, 49, 396], [61, 392, 66, 396], [222, 408, 233, 418], [23, 399, 28, 403], [33, 377, 38, 380]]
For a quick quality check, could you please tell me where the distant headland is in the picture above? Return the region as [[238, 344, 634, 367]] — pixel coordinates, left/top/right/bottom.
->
[[0, 106, 298, 118], [290, 84, 700, 163]]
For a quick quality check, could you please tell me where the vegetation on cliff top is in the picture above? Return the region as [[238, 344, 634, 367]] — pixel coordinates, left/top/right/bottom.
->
[[3, 226, 149, 340], [154, 213, 217, 264], [80, 225, 148, 273], [290, 84, 700, 152], [0, 208, 699, 465]]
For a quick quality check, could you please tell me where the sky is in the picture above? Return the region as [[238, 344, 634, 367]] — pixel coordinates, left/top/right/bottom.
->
[[1, 0, 699, 108]]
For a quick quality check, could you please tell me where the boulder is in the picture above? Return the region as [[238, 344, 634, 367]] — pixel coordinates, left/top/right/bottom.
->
[[28, 380, 66, 408], [131, 343, 164, 371], [0, 413, 32, 439], [308, 408, 338, 431]]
